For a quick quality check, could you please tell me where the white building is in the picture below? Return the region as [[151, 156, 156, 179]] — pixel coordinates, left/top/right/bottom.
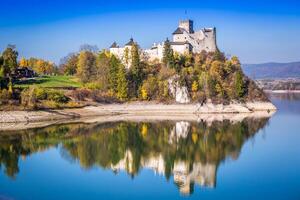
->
[[109, 19, 217, 68]]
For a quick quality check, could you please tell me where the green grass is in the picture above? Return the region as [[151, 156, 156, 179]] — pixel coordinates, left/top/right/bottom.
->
[[14, 75, 82, 89]]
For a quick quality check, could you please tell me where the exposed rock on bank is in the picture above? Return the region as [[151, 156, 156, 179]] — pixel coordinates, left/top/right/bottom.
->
[[168, 75, 191, 103]]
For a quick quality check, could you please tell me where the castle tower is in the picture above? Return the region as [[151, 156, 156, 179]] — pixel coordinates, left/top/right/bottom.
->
[[179, 20, 194, 33]]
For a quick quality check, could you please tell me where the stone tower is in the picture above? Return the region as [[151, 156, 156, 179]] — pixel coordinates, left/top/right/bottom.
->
[[179, 20, 194, 33]]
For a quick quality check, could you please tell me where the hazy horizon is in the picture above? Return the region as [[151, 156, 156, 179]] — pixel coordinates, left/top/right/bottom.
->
[[1, 0, 300, 64]]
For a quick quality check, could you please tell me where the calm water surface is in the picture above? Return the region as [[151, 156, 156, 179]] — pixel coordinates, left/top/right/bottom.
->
[[0, 94, 300, 200]]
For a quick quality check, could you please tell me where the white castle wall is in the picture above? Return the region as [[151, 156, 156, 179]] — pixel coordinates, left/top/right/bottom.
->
[[110, 45, 133, 68], [171, 44, 190, 54], [173, 34, 187, 42], [143, 43, 164, 62]]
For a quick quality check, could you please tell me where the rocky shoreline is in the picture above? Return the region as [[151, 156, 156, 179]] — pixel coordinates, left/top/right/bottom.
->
[[0, 101, 276, 131], [264, 90, 300, 93]]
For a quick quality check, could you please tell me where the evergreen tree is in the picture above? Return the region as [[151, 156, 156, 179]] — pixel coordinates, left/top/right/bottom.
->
[[109, 55, 120, 93], [95, 51, 110, 90], [117, 64, 128, 100], [162, 38, 174, 68], [124, 47, 129, 66], [130, 43, 143, 96], [235, 71, 245, 98], [0, 56, 6, 89], [213, 48, 225, 62], [207, 76, 217, 98]]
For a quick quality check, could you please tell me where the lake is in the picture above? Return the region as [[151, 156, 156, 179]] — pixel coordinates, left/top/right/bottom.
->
[[0, 94, 300, 200]]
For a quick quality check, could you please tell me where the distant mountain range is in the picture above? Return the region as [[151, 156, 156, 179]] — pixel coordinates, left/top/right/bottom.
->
[[242, 62, 300, 79]]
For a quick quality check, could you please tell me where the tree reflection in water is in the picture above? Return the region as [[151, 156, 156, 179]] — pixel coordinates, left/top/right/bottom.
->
[[0, 117, 269, 195]]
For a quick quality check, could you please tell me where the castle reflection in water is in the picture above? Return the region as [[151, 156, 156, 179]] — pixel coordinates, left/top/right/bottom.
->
[[0, 117, 269, 195]]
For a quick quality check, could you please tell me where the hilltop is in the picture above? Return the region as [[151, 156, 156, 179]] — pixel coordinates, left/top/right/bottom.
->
[[242, 61, 300, 79]]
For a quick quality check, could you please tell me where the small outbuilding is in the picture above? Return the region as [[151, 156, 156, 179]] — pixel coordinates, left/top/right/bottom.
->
[[14, 67, 36, 79]]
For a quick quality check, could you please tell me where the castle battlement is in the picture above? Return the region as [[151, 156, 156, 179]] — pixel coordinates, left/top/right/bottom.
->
[[109, 19, 217, 68]]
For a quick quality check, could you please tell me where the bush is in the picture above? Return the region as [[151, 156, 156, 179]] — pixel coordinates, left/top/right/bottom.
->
[[46, 90, 69, 103], [20, 87, 38, 109], [64, 101, 82, 108], [90, 90, 119, 103], [0, 89, 11, 105], [35, 87, 48, 100], [158, 66, 176, 80], [140, 75, 158, 100], [20, 86, 70, 109], [42, 100, 60, 109], [70, 89, 91, 101], [192, 91, 206, 103], [84, 82, 104, 90], [157, 80, 170, 101]]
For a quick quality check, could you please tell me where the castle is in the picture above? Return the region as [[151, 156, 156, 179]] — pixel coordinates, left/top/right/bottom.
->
[[109, 19, 217, 68]]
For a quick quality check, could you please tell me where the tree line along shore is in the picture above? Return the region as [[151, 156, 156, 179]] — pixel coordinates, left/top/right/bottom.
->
[[0, 42, 272, 112]]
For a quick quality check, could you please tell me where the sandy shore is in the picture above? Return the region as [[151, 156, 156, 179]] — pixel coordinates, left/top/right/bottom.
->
[[0, 110, 275, 131], [0, 101, 276, 131]]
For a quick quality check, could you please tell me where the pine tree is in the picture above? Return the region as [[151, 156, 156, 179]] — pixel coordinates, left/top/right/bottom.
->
[[95, 51, 110, 90], [117, 64, 128, 100], [213, 48, 225, 62], [162, 38, 174, 68], [235, 71, 245, 98], [0, 56, 6, 89], [124, 47, 129, 66], [109, 55, 119, 93], [130, 43, 142, 96]]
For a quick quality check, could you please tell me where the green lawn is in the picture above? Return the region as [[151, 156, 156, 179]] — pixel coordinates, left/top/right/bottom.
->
[[14, 75, 82, 89]]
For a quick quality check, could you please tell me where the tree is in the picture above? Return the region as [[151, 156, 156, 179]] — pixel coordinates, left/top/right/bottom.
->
[[21, 57, 55, 75], [192, 81, 198, 92], [109, 55, 120, 93], [95, 51, 110, 90], [162, 38, 174, 68], [33, 59, 55, 75], [207, 76, 217, 98], [116, 64, 128, 100], [19, 57, 28, 67], [79, 44, 99, 53], [213, 48, 225, 62], [231, 56, 240, 66], [1, 45, 18, 92], [235, 71, 245, 98], [130, 43, 143, 96], [140, 75, 158, 100], [61, 54, 78, 75], [124, 47, 129, 66], [173, 54, 185, 73], [0, 56, 6, 89], [210, 60, 224, 81], [76, 51, 96, 83]]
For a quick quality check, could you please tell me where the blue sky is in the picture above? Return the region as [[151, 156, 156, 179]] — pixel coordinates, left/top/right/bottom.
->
[[0, 0, 300, 64]]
